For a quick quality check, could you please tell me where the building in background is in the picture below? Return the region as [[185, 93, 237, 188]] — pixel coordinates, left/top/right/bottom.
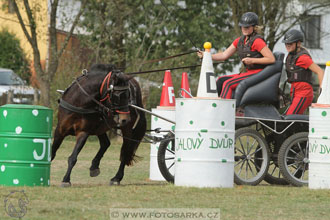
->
[[273, 6, 330, 69], [0, 0, 88, 88], [0, 0, 48, 87]]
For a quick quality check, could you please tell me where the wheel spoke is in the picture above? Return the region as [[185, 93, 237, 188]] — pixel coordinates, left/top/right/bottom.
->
[[289, 148, 298, 156], [167, 162, 175, 170], [286, 156, 297, 160], [245, 160, 249, 179], [300, 163, 307, 180], [238, 137, 247, 155], [166, 148, 175, 154], [247, 161, 255, 176], [165, 157, 175, 160], [247, 139, 258, 155], [304, 142, 309, 158], [252, 157, 264, 161], [235, 158, 245, 167], [246, 137, 250, 155], [287, 161, 299, 167], [297, 142, 303, 154], [251, 159, 261, 170], [238, 159, 246, 176], [269, 165, 276, 176], [250, 146, 262, 157], [235, 147, 245, 155], [292, 164, 302, 176]]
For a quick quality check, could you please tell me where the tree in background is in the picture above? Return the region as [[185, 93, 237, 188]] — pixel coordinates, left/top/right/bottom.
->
[[79, 0, 236, 109], [80, 0, 235, 71], [0, 29, 30, 82], [9, 0, 87, 106], [228, 0, 330, 50]]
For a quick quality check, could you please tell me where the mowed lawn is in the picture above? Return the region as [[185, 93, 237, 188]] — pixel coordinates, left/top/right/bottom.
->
[[1, 138, 330, 220]]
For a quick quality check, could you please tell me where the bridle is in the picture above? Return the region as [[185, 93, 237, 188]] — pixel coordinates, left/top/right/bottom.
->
[[59, 70, 131, 118], [99, 71, 130, 115]]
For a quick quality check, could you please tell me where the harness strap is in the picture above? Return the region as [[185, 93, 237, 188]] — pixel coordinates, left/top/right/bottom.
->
[[100, 71, 112, 95], [59, 99, 99, 114], [75, 78, 111, 114], [100, 71, 112, 102]]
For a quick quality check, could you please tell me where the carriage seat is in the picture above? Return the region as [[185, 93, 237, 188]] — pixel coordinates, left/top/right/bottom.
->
[[282, 114, 309, 121], [234, 52, 284, 108]]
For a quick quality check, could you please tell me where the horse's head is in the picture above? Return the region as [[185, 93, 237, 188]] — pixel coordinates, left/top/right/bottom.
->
[[104, 70, 131, 127]]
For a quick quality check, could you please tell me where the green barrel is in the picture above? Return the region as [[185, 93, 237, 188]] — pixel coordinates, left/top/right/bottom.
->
[[0, 104, 53, 186]]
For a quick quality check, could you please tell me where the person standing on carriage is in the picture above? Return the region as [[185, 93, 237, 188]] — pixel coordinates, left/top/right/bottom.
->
[[282, 29, 324, 115], [197, 12, 275, 99]]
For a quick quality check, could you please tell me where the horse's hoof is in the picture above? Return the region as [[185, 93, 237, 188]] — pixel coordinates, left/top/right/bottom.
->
[[90, 168, 100, 177], [109, 180, 120, 186], [61, 182, 71, 187]]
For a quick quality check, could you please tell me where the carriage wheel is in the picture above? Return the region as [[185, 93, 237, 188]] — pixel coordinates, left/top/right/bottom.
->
[[263, 160, 289, 185], [278, 132, 309, 187], [259, 127, 289, 185], [263, 136, 289, 185], [157, 132, 175, 183], [255, 148, 288, 185], [234, 128, 270, 185]]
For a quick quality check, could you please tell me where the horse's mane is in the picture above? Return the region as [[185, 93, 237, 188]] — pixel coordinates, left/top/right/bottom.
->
[[61, 64, 118, 96]]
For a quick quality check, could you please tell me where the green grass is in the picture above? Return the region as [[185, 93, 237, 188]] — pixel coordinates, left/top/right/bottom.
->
[[1, 139, 330, 220]]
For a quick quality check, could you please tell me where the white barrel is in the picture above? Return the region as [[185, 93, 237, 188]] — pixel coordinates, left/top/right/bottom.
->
[[317, 62, 330, 104], [149, 107, 175, 181], [174, 98, 235, 188], [309, 106, 330, 189]]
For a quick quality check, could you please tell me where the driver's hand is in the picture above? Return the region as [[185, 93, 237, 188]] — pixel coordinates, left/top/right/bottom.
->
[[197, 50, 204, 59], [242, 57, 253, 65]]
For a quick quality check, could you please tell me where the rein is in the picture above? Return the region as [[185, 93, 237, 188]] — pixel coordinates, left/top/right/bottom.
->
[[125, 61, 234, 75], [99, 71, 112, 102], [74, 77, 111, 114], [141, 50, 198, 65]]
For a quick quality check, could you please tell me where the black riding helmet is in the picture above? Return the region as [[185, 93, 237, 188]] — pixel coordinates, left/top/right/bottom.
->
[[282, 29, 304, 43], [239, 12, 258, 27]]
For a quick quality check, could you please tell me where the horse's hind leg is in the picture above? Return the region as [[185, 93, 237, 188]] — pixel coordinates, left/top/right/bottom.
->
[[110, 116, 146, 185], [110, 161, 125, 185], [61, 131, 89, 187], [89, 133, 110, 177]]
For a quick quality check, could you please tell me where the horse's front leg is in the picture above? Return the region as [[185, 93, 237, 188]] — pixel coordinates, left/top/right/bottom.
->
[[51, 125, 65, 161], [90, 133, 110, 177], [61, 131, 89, 187], [110, 161, 125, 185]]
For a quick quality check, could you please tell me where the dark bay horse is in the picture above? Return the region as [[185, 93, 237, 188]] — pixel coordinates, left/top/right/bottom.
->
[[51, 64, 146, 187]]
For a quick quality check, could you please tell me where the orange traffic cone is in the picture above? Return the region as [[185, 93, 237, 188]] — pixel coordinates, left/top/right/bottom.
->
[[160, 70, 175, 106], [180, 72, 192, 98]]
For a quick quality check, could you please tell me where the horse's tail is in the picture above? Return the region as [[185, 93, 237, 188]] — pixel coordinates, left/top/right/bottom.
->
[[120, 78, 147, 166]]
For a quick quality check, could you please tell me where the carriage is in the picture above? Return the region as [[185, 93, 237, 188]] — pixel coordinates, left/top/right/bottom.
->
[[156, 52, 310, 187]]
